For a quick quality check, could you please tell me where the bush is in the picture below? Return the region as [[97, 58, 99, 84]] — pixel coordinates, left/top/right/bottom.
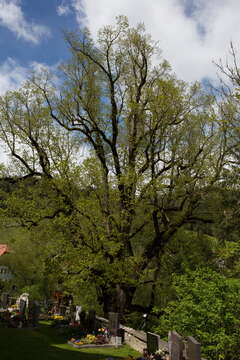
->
[[153, 268, 240, 360]]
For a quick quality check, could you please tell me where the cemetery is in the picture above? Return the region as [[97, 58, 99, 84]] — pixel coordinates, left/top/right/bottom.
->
[[0, 9, 239, 360], [0, 289, 205, 360]]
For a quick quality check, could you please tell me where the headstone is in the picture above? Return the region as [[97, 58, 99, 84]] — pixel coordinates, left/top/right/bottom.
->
[[1, 293, 9, 308], [87, 309, 96, 333], [147, 332, 161, 355], [69, 304, 76, 322], [118, 327, 125, 343], [19, 299, 26, 315], [80, 309, 86, 328], [168, 331, 184, 360], [59, 305, 66, 316], [75, 305, 82, 322], [29, 300, 40, 327], [109, 336, 122, 346], [16, 293, 29, 312], [186, 336, 201, 360], [65, 306, 70, 317], [108, 312, 119, 336]]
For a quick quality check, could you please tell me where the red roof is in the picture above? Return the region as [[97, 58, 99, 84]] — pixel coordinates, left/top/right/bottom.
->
[[0, 244, 11, 256]]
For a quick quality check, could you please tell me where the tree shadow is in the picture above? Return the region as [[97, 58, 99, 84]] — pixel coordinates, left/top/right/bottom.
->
[[0, 323, 138, 360]]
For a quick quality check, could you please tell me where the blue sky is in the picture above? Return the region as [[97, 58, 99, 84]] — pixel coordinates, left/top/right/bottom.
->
[[0, 0, 240, 163], [0, 0, 75, 65], [0, 0, 81, 93], [0, 0, 239, 92]]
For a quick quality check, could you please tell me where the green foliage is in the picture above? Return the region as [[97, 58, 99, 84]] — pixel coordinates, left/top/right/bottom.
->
[[0, 16, 235, 327], [153, 268, 240, 360]]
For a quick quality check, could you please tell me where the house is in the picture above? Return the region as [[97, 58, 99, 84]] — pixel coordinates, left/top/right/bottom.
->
[[0, 244, 11, 257]]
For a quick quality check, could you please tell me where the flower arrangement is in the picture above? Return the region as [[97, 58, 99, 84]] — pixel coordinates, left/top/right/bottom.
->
[[69, 332, 109, 346], [51, 315, 64, 320], [97, 327, 109, 337], [69, 334, 97, 345], [153, 347, 169, 360]]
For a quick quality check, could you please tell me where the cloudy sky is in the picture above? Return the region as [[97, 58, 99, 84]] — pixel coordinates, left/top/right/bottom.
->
[[0, 0, 240, 93], [0, 0, 239, 161]]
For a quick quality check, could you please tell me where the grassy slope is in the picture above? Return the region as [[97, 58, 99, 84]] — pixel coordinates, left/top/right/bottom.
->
[[0, 322, 140, 360]]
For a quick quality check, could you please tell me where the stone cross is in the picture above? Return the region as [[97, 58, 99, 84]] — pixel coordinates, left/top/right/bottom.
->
[[186, 336, 201, 360], [168, 331, 184, 360]]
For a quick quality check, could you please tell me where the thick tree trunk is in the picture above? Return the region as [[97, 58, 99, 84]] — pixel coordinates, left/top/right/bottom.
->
[[100, 284, 136, 319]]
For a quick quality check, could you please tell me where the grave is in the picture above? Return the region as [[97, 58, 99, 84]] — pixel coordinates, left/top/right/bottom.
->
[[69, 304, 76, 323], [168, 331, 184, 360], [29, 300, 40, 327], [19, 299, 26, 316], [147, 331, 161, 355], [59, 305, 66, 316], [87, 309, 96, 333], [1, 293, 9, 308], [108, 312, 122, 345], [108, 312, 119, 336], [80, 309, 86, 328], [186, 336, 201, 360], [75, 305, 82, 322]]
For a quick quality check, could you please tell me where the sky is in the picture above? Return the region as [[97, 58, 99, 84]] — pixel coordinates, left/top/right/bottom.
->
[[0, 0, 240, 92], [0, 0, 240, 161]]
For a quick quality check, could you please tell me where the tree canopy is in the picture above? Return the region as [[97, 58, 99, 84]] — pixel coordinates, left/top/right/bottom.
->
[[0, 16, 237, 319]]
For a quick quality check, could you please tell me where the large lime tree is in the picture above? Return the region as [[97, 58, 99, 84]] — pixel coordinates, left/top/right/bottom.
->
[[0, 17, 228, 315]]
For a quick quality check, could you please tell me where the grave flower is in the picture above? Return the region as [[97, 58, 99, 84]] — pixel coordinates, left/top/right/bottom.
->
[[154, 347, 169, 360]]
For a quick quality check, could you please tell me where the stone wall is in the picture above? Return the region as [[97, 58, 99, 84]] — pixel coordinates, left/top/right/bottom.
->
[[121, 326, 147, 352], [96, 315, 205, 359], [96, 315, 167, 353]]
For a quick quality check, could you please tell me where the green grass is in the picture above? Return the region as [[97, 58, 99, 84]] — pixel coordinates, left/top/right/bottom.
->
[[0, 321, 140, 360]]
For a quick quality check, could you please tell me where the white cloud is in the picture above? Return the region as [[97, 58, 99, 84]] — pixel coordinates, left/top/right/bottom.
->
[[0, 58, 58, 95], [72, 0, 87, 27], [72, 0, 240, 83], [0, 58, 28, 94], [0, 0, 50, 44], [57, 4, 71, 16]]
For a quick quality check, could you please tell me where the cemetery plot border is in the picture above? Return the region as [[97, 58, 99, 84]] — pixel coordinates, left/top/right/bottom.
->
[[67, 341, 121, 349]]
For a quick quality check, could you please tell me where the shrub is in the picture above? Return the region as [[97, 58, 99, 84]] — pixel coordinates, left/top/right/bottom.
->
[[153, 268, 240, 360]]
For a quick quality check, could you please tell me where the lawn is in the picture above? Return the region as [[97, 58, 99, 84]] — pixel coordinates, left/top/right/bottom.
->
[[0, 321, 140, 360]]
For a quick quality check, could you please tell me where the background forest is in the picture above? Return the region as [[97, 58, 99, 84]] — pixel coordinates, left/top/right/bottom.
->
[[0, 17, 240, 360]]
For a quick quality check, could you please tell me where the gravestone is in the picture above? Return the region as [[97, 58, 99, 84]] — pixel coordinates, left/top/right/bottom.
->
[[108, 312, 120, 336], [147, 332, 161, 355], [59, 305, 66, 316], [80, 309, 86, 328], [186, 336, 201, 360], [65, 306, 70, 318], [75, 305, 82, 322], [69, 304, 76, 322], [109, 335, 122, 346], [168, 331, 184, 360], [19, 299, 26, 315], [87, 309, 96, 333], [1, 293, 9, 308], [29, 300, 40, 327]]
